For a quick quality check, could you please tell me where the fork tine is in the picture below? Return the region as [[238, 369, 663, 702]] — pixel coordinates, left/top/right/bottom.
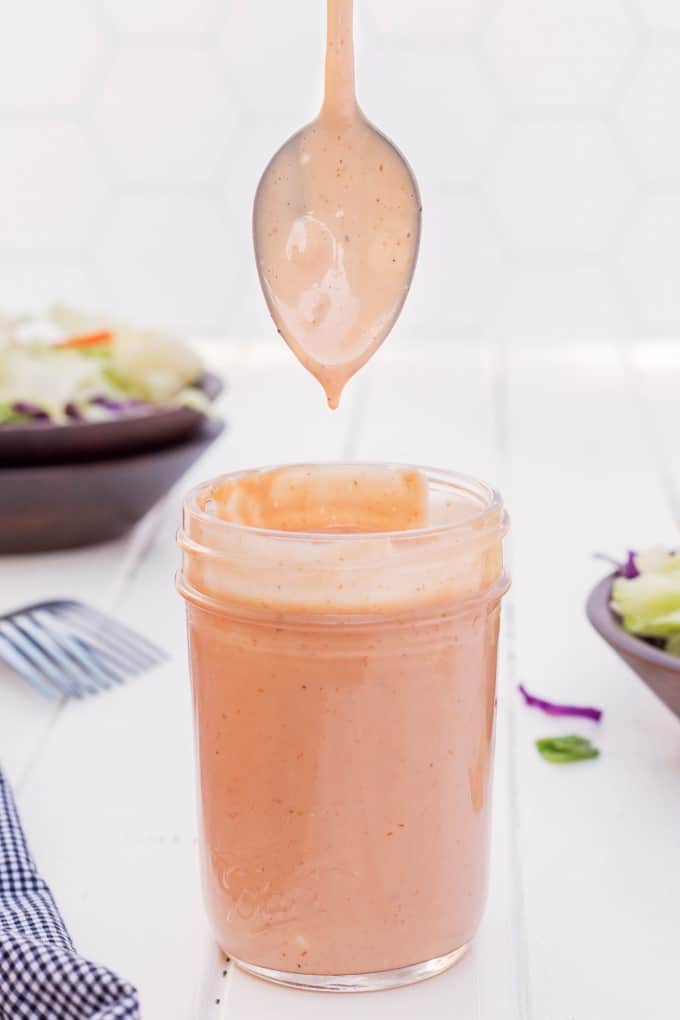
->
[[57, 605, 166, 671], [64, 604, 166, 663], [55, 613, 151, 676], [35, 612, 125, 686], [17, 613, 110, 696], [72, 635, 137, 683], [0, 629, 63, 700], [0, 600, 166, 698], [0, 619, 80, 698], [32, 610, 123, 692]]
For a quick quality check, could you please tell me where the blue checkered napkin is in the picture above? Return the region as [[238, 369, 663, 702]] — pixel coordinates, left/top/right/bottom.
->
[[0, 770, 140, 1019]]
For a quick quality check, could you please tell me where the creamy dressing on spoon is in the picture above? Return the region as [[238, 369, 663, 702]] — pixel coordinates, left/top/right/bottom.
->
[[253, 0, 421, 408]]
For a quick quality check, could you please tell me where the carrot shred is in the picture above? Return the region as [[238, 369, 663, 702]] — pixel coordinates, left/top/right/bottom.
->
[[54, 330, 112, 349]]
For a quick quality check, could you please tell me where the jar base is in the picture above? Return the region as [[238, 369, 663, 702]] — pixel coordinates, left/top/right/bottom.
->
[[230, 944, 470, 993]]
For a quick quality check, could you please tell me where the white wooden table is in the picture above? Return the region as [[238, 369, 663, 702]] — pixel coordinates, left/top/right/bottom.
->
[[2, 336, 679, 1020]]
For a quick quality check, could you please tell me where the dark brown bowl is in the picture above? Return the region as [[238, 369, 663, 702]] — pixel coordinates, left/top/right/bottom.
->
[[0, 418, 224, 554], [586, 575, 680, 719], [0, 373, 222, 467]]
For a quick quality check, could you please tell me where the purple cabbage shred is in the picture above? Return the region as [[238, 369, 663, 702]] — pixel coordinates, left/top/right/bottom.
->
[[619, 550, 639, 579], [518, 684, 603, 723], [90, 395, 149, 413], [65, 402, 81, 421], [11, 400, 49, 419]]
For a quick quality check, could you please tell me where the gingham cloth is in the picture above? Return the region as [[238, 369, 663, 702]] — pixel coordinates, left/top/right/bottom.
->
[[0, 770, 140, 1019]]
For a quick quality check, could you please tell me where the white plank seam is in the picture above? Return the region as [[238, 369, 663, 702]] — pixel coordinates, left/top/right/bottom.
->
[[618, 339, 680, 521], [489, 338, 532, 1020]]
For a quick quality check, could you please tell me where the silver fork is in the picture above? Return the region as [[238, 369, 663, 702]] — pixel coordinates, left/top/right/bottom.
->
[[0, 600, 167, 699]]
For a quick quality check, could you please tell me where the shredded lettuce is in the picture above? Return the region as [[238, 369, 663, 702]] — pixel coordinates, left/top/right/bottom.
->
[[0, 347, 112, 423], [611, 548, 680, 650], [0, 306, 208, 425], [0, 402, 32, 424], [634, 547, 680, 576], [108, 327, 203, 403], [666, 634, 680, 658], [173, 386, 212, 415]]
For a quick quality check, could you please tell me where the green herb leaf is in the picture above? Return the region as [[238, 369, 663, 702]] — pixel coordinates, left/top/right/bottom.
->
[[536, 735, 600, 764], [666, 634, 680, 658], [0, 402, 30, 424]]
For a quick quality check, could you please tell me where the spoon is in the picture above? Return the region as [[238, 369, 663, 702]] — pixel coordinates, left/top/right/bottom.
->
[[253, 0, 421, 409]]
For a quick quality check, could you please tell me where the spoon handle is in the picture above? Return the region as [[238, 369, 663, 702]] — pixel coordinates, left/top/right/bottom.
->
[[322, 0, 357, 121]]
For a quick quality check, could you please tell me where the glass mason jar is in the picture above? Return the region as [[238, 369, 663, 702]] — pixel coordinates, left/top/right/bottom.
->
[[177, 463, 509, 992]]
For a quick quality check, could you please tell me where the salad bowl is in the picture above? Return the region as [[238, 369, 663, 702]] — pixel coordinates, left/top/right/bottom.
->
[[0, 373, 222, 467], [1, 309, 223, 467], [0, 418, 225, 554], [586, 574, 680, 720]]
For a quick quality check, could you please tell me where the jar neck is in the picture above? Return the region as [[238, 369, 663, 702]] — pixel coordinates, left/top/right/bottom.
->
[[177, 464, 509, 619]]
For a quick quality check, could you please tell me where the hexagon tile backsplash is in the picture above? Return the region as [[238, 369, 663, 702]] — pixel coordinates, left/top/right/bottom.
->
[[0, 0, 678, 346]]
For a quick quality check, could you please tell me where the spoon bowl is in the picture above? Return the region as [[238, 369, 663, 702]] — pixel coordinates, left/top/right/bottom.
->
[[252, 0, 421, 408]]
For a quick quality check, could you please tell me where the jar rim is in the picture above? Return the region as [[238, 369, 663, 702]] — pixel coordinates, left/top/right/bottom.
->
[[182, 462, 506, 545]]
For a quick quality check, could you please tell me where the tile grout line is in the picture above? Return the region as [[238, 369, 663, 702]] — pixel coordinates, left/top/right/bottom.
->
[[109, 339, 262, 615], [107, 499, 173, 612], [617, 337, 680, 526], [489, 337, 532, 1020], [214, 351, 368, 1017], [14, 701, 66, 796], [187, 340, 269, 1018], [14, 492, 169, 797], [218, 956, 234, 1019], [342, 366, 373, 460], [12, 348, 248, 800], [13, 508, 165, 797]]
